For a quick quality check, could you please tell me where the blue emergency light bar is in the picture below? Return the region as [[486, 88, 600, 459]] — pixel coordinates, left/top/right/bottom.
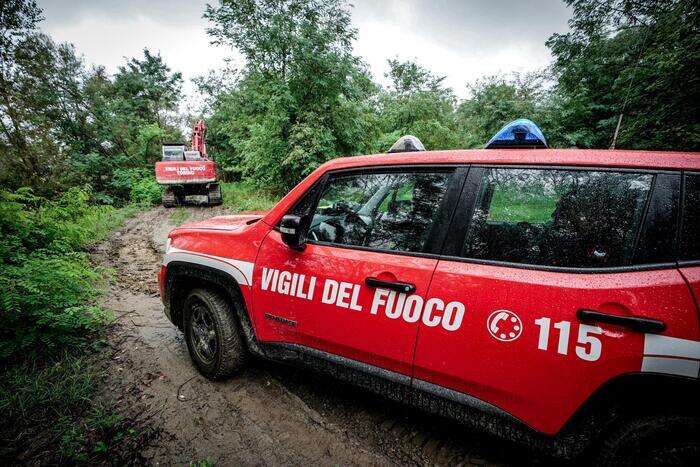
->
[[485, 118, 548, 149]]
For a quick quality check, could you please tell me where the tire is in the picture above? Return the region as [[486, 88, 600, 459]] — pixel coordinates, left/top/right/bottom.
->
[[162, 187, 176, 208], [596, 415, 700, 466], [207, 183, 222, 206], [183, 288, 248, 380]]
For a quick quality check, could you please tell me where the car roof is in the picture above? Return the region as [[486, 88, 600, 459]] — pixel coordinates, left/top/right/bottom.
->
[[261, 148, 699, 226], [321, 149, 700, 171]]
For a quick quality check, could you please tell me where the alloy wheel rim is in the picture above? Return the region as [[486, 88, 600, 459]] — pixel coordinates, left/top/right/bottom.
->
[[190, 301, 218, 364]]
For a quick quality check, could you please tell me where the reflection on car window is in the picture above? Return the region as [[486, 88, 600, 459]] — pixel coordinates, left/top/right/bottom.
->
[[289, 182, 323, 218], [681, 174, 700, 261], [462, 168, 653, 268], [308, 172, 450, 253]]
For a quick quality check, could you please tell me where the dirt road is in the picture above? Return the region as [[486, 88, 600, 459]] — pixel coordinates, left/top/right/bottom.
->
[[93, 206, 529, 466]]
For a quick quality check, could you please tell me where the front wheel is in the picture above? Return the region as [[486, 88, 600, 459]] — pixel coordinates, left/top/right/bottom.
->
[[597, 415, 700, 466], [183, 288, 247, 380]]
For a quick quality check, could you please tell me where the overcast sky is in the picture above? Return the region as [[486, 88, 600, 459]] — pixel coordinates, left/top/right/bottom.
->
[[37, 0, 571, 99]]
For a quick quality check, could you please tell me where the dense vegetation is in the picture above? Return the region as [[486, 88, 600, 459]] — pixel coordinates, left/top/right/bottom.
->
[[2, 0, 698, 199], [201, 0, 699, 191], [0, 0, 697, 461], [0, 187, 138, 461]]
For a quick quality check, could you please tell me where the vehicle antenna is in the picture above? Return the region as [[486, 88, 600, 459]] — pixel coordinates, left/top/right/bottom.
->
[[610, 20, 652, 150]]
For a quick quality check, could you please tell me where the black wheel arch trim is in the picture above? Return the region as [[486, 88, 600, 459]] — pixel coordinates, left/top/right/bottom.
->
[[164, 261, 265, 355]]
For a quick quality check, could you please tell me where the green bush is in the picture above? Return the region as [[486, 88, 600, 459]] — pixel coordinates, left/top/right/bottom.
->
[[221, 181, 279, 212], [108, 168, 146, 202], [0, 253, 109, 359], [0, 187, 133, 361], [0, 187, 134, 262], [130, 176, 162, 205]]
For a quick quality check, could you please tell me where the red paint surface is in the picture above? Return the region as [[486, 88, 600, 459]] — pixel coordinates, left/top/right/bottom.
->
[[155, 160, 217, 184], [415, 262, 697, 433], [251, 230, 438, 376], [158, 148, 700, 435]]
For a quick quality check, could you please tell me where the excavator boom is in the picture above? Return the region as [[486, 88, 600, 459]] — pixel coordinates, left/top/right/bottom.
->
[[191, 119, 208, 158]]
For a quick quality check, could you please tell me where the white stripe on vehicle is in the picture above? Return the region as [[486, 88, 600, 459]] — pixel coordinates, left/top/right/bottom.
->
[[163, 247, 254, 286], [644, 334, 700, 360], [641, 334, 700, 378], [641, 356, 700, 378]]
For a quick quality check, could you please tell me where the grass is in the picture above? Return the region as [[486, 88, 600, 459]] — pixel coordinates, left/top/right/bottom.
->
[[0, 199, 141, 463], [221, 181, 279, 213], [189, 458, 215, 467], [170, 207, 190, 226], [72, 204, 140, 249], [0, 351, 144, 463]]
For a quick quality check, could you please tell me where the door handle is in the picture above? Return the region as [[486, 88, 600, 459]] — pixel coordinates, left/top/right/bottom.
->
[[365, 277, 416, 294], [577, 309, 666, 333]]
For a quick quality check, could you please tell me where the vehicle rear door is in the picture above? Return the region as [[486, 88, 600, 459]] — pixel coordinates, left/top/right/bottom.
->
[[413, 166, 699, 434], [679, 172, 700, 317], [252, 167, 465, 377]]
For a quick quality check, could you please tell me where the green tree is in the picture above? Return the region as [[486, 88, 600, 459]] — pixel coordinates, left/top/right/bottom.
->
[[0, 30, 88, 191], [204, 0, 377, 192], [72, 51, 183, 203], [456, 73, 550, 147], [546, 0, 700, 150], [374, 59, 460, 152], [110, 48, 183, 164]]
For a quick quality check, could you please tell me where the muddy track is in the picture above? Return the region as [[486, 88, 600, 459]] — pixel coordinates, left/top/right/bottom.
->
[[93, 206, 528, 466]]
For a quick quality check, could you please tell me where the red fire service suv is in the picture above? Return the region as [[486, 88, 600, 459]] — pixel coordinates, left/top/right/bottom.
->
[[159, 121, 700, 463]]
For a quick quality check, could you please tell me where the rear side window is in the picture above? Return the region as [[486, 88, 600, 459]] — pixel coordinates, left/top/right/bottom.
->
[[681, 174, 700, 261], [462, 168, 653, 268], [307, 171, 451, 253]]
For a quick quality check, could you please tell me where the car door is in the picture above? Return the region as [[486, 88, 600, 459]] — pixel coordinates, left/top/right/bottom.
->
[[412, 166, 699, 435], [679, 172, 700, 313], [252, 167, 464, 377]]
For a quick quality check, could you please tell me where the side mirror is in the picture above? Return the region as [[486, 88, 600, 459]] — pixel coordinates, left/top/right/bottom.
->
[[279, 215, 306, 251]]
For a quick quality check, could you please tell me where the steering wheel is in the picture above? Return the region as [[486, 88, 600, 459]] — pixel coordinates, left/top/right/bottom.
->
[[322, 218, 346, 243], [343, 210, 366, 226]]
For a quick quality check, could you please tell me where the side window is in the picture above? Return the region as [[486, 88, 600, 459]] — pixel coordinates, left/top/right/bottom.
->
[[681, 173, 700, 261], [462, 168, 653, 268], [307, 171, 451, 253], [288, 181, 323, 218]]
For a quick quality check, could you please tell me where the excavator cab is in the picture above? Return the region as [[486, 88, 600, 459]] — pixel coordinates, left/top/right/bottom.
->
[[162, 143, 186, 161]]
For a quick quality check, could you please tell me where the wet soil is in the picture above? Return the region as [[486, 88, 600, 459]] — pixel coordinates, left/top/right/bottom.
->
[[93, 206, 530, 466]]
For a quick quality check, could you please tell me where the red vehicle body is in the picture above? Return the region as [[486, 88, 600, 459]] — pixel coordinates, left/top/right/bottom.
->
[[159, 149, 700, 460], [155, 120, 222, 207], [155, 159, 217, 184]]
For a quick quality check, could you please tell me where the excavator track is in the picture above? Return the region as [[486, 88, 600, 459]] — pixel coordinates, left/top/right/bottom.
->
[[207, 183, 222, 206], [162, 187, 177, 208]]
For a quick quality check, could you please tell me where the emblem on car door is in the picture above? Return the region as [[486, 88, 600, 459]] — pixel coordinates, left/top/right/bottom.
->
[[487, 310, 523, 342]]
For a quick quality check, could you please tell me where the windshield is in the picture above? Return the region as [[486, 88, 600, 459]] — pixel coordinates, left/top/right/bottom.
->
[[162, 148, 184, 161]]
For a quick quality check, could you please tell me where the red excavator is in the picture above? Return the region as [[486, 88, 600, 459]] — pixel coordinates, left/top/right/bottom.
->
[[155, 120, 222, 207]]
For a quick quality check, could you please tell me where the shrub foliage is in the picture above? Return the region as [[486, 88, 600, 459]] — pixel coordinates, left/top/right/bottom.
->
[[0, 187, 132, 361]]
